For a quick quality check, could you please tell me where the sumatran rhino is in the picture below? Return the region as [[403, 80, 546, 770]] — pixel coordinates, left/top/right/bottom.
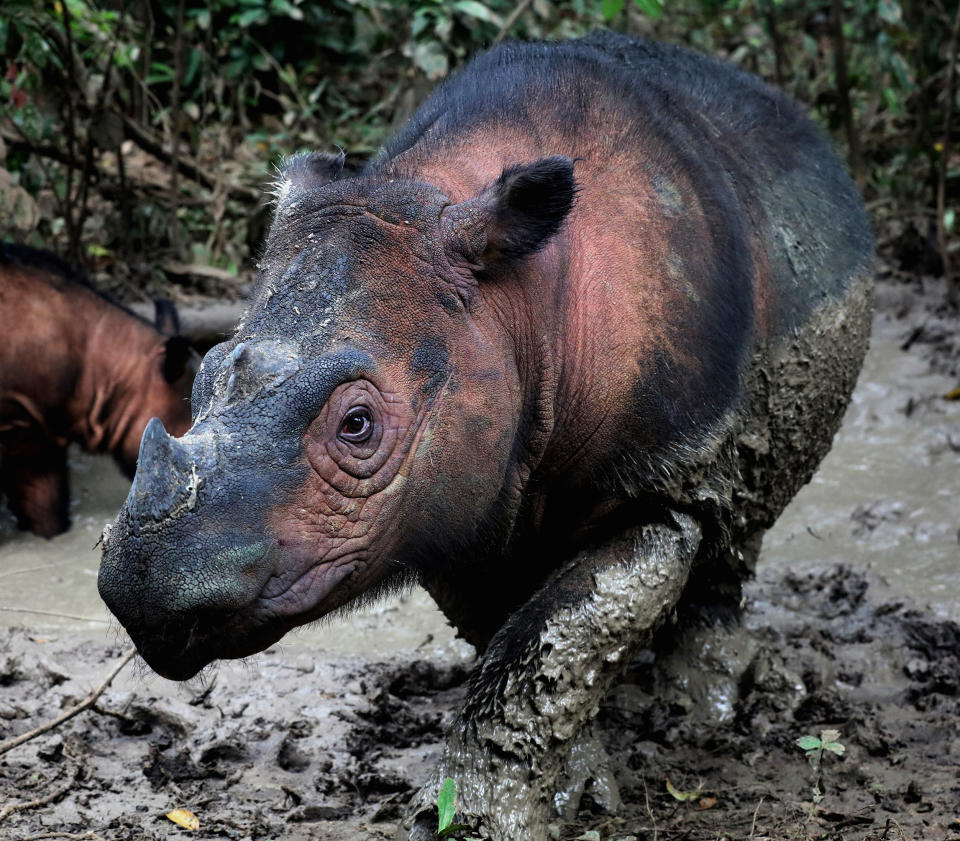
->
[[98, 32, 873, 839], [0, 243, 195, 538]]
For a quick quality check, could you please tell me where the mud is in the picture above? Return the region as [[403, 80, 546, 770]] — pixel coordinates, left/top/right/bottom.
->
[[1, 271, 958, 840]]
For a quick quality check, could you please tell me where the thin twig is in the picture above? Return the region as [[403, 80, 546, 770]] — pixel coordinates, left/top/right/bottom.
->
[[58, 0, 81, 265], [0, 607, 109, 623], [19, 833, 107, 841], [169, 0, 186, 255], [0, 763, 80, 822], [0, 563, 61, 579], [0, 648, 135, 757], [749, 796, 765, 838], [642, 779, 658, 841], [493, 0, 534, 45], [830, 0, 862, 183]]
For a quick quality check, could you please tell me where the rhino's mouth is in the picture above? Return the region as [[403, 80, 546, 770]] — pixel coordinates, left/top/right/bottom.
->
[[131, 610, 252, 680], [123, 553, 367, 680]]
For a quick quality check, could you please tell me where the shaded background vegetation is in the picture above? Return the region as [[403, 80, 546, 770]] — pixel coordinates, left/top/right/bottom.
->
[[0, 0, 957, 302]]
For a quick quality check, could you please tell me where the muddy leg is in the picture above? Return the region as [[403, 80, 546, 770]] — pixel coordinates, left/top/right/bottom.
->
[[2, 440, 70, 538], [403, 510, 701, 841]]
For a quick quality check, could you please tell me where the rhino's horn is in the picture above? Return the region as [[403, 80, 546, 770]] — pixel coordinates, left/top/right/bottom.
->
[[130, 418, 200, 522]]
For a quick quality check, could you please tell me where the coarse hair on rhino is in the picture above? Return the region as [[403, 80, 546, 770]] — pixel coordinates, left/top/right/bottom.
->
[[99, 32, 873, 839], [0, 242, 196, 537]]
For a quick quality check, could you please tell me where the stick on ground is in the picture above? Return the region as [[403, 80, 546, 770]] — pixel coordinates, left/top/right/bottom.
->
[[0, 763, 81, 822], [0, 647, 135, 757]]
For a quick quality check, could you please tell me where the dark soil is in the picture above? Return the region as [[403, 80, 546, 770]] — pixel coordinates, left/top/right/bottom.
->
[[1, 565, 958, 841]]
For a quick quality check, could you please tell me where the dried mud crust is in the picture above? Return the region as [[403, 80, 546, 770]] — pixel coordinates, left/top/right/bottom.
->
[[1, 566, 958, 841]]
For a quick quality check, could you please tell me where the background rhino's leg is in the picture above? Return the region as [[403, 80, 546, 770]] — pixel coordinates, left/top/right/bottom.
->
[[404, 511, 702, 841], [2, 436, 70, 538]]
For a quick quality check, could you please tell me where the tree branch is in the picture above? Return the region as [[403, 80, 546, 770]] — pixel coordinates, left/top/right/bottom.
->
[[0, 648, 135, 758], [121, 114, 261, 203]]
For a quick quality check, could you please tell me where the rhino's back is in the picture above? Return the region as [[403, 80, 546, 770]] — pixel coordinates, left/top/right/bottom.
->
[[379, 33, 874, 547]]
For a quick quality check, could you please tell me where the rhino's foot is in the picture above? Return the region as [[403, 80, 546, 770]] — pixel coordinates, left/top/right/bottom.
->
[[402, 511, 702, 841], [400, 746, 555, 841], [554, 722, 622, 821]]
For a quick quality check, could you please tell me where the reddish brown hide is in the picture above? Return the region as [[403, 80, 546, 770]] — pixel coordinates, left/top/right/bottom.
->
[[0, 244, 194, 537]]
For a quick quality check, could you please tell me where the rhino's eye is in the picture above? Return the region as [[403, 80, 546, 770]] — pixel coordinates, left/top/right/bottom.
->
[[339, 407, 373, 443]]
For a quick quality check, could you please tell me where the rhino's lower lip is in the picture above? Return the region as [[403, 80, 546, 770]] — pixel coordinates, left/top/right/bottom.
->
[[135, 609, 287, 680], [129, 554, 363, 680]]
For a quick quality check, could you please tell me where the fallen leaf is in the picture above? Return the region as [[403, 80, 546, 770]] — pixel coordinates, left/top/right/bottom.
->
[[943, 387, 960, 401], [166, 808, 199, 830], [665, 778, 699, 802], [699, 796, 718, 810]]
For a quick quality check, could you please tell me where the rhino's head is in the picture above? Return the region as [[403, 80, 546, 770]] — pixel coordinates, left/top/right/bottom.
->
[[98, 152, 575, 678]]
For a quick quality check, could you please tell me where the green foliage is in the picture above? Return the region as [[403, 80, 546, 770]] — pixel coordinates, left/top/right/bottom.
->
[[0, 0, 957, 286], [795, 729, 845, 808], [436, 777, 480, 840]]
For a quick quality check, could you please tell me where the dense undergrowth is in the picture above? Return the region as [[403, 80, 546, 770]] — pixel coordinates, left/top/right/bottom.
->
[[0, 0, 957, 300]]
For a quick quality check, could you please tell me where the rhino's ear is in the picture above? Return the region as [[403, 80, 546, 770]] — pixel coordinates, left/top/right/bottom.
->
[[272, 150, 345, 203], [153, 299, 181, 336], [442, 156, 576, 274], [161, 336, 193, 383]]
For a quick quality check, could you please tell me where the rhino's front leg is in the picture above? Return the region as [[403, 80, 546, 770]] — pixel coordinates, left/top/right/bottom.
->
[[404, 510, 702, 841]]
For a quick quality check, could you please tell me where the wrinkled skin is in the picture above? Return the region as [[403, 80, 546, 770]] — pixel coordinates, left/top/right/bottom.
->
[[99, 33, 874, 837], [0, 243, 195, 537]]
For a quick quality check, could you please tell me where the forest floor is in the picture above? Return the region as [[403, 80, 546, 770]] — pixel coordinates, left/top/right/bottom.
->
[[0, 267, 958, 841]]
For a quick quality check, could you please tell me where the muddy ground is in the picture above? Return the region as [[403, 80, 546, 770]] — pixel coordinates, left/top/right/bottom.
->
[[0, 269, 958, 841]]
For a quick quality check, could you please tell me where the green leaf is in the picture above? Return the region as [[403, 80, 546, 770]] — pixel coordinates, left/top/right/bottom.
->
[[452, 0, 503, 25], [819, 729, 841, 744], [183, 47, 203, 87], [412, 9, 433, 37], [439, 824, 472, 837], [883, 87, 902, 116], [888, 52, 914, 90], [877, 0, 902, 26], [146, 61, 175, 85], [602, 0, 625, 20], [633, 0, 663, 19], [822, 742, 845, 756], [944, 208, 955, 233], [795, 735, 821, 751], [437, 778, 456, 834], [234, 8, 268, 27], [412, 40, 448, 81], [665, 778, 699, 802]]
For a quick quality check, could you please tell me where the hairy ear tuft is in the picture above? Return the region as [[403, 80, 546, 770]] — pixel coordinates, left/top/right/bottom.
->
[[153, 299, 181, 336], [443, 156, 576, 274], [488, 156, 577, 261], [271, 150, 346, 204], [162, 336, 193, 384]]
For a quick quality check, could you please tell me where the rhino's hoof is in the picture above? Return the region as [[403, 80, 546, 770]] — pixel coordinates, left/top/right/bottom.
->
[[398, 804, 439, 841]]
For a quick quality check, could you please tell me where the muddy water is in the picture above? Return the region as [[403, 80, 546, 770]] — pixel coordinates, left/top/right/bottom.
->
[[764, 306, 959, 620], [1, 302, 957, 649]]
